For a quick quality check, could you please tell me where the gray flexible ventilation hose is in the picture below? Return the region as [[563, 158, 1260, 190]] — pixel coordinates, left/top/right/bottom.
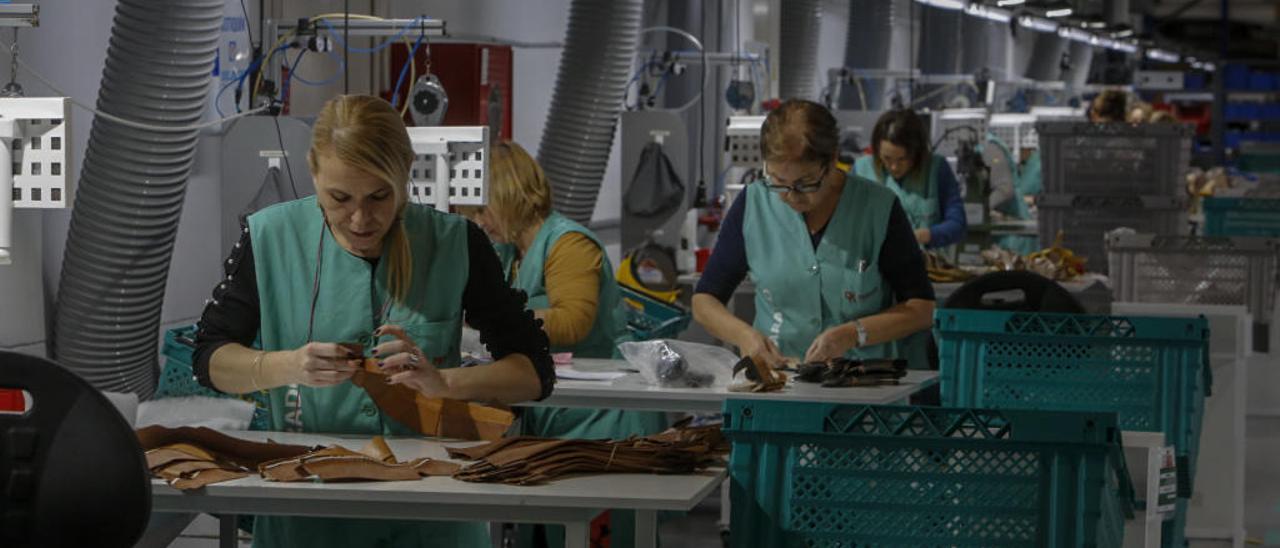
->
[[1025, 32, 1069, 81], [537, 0, 642, 224], [53, 0, 222, 399], [779, 0, 822, 100], [840, 0, 893, 110], [1065, 41, 1095, 89]]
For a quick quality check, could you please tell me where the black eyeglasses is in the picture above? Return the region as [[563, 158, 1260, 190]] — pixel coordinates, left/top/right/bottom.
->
[[760, 162, 830, 194]]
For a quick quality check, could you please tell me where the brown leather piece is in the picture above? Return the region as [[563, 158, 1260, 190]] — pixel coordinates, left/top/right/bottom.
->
[[140, 426, 317, 490], [258, 437, 461, 482], [446, 425, 728, 485], [350, 358, 515, 441], [170, 468, 251, 490], [137, 426, 315, 468], [729, 355, 787, 393]]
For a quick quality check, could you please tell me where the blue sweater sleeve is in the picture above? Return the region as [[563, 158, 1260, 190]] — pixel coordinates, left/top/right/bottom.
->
[[694, 191, 749, 303], [928, 160, 968, 248]]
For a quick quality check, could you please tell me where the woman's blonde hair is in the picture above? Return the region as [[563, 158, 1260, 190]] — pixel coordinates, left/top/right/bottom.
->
[[471, 141, 552, 243], [308, 95, 416, 304]]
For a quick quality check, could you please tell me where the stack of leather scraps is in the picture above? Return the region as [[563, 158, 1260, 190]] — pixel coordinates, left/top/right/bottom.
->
[[138, 426, 460, 490], [349, 354, 514, 441], [139, 426, 313, 489], [728, 355, 787, 393], [793, 358, 907, 387], [259, 436, 460, 482], [447, 424, 728, 485], [925, 251, 976, 283]]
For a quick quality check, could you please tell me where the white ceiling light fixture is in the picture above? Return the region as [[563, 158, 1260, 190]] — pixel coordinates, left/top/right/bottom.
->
[[1045, 7, 1073, 18], [965, 3, 1012, 23], [1057, 26, 1094, 44], [996, 0, 1026, 6], [915, 0, 968, 11], [1018, 15, 1059, 33], [1145, 48, 1181, 63]]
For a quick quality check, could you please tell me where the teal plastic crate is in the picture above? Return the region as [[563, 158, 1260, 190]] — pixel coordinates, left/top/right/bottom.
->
[[935, 310, 1210, 501], [723, 400, 1135, 547], [619, 285, 691, 341], [1204, 197, 1280, 237], [156, 325, 270, 430]]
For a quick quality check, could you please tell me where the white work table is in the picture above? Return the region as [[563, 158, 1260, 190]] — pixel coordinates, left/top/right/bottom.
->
[[517, 359, 940, 413], [150, 430, 725, 548]]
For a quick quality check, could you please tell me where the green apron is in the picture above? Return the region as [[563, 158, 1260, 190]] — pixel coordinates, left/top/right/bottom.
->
[[853, 154, 942, 235], [501, 212, 666, 548], [983, 135, 1038, 256], [248, 196, 490, 548], [742, 172, 930, 369], [1017, 149, 1043, 198]]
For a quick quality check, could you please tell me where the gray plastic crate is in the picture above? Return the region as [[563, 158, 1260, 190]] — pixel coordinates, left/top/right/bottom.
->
[[1107, 234, 1278, 327], [1038, 194, 1186, 275], [1037, 121, 1193, 197]]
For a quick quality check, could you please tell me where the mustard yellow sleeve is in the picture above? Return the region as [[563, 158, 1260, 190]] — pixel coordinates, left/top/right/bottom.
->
[[540, 232, 603, 347]]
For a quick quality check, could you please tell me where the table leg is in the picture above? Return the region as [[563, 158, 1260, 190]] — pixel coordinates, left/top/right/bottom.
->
[[218, 514, 238, 548], [634, 509, 657, 548], [719, 480, 730, 528], [564, 520, 590, 548]]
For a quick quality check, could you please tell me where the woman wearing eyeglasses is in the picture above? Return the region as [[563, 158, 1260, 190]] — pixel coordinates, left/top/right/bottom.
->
[[192, 95, 553, 548], [692, 99, 935, 369], [852, 109, 968, 250]]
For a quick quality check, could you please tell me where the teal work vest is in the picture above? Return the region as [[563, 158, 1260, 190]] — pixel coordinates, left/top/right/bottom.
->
[[503, 211, 626, 358], [247, 196, 488, 548], [853, 154, 942, 232], [984, 135, 1039, 255], [742, 172, 929, 368], [1017, 149, 1043, 198], [498, 213, 665, 548]]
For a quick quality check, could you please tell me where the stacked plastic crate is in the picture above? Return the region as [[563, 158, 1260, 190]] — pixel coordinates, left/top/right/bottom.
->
[[1036, 121, 1192, 274], [1108, 234, 1278, 352]]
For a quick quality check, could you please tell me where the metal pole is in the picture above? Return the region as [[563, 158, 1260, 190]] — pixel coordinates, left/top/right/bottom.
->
[[1211, 0, 1227, 164]]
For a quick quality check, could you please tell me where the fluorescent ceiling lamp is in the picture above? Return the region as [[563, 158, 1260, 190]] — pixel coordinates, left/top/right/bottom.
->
[[1145, 48, 1180, 63], [1085, 21, 1107, 29], [916, 0, 967, 10], [996, 0, 1025, 6], [965, 3, 1011, 23], [1112, 28, 1134, 38], [1018, 15, 1059, 32], [1046, 7, 1073, 17], [1057, 27, 1094, 43]]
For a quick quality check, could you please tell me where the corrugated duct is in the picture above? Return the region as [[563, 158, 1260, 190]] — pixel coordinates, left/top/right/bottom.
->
[[53, 0, 222, 399]]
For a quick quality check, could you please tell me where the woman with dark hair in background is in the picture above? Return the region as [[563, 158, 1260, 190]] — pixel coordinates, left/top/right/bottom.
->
[[853, 109, 968, 251]]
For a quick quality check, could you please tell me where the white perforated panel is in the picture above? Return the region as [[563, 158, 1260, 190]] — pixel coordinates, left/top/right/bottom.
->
[[6, 98, 71, 209], [406, 126, 489, 210]]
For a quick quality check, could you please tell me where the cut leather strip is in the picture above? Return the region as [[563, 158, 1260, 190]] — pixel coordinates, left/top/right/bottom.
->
[[360, 436, 397, 463], [351, 359, 515, 441], [449, 425, 728, 485], [154, 460, 227, 478], [170, 468, 250, 490], [137, 425, 314, 468]]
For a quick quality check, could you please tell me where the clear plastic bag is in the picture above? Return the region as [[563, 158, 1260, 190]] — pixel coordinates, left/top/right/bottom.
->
[[617, 339, 737, 388]]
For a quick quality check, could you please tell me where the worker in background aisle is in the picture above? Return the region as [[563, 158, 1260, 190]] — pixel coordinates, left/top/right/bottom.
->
[[1089, 89, 1128, 122], [853, 109, 968, 252], [692, 99, 936, 370], [193, 95, 554, 548], [461, 141, 665, 548], [984, 133, 1038, 255]]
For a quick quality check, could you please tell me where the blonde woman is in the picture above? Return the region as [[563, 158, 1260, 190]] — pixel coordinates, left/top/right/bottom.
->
[[462, 141, 665, 548], [194, 96, 553, 548]]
